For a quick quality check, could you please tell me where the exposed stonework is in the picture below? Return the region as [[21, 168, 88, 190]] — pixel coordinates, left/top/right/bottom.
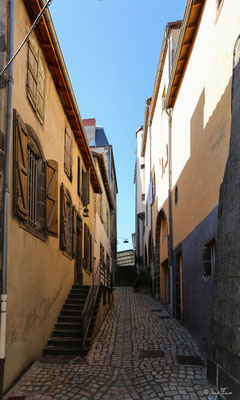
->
[[207, 36, 240, 400]]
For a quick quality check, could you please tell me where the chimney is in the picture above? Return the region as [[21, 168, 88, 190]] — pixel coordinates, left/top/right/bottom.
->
[[83, 118, 96, 144]]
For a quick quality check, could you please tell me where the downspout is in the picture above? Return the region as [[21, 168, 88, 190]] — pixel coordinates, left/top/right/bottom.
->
[[148, 121, 155, 292], [0, 0, 14, 396], [165, 106, 174, 318]]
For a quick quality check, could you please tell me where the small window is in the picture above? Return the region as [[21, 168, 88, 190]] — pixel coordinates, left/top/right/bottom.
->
[[27, 146, 45, 232], [77, 156, 82, 196], [64, 127, 72, 180], [84, 223, 91, 272], [142, 194, 145, 201], [203, 238, 216, 278], [175, 186, 178, 205], [27, 37, 45, 124], [162, 86, 166, 110], [140, 164, 145, 169]]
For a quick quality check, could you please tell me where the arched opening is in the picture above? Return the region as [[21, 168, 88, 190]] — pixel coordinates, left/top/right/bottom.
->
[[155, 209, 169, 302]]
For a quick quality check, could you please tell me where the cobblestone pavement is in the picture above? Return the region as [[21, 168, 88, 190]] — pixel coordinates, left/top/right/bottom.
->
[[5, 287, 214, 400]]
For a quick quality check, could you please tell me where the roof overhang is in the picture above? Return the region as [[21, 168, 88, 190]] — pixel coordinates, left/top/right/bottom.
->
[[141, 97, 152, 157], [148, 20, 182, 125], [92, 151, 115, 210], [23, 0, 101, 193], [165, 0, 205, 109]]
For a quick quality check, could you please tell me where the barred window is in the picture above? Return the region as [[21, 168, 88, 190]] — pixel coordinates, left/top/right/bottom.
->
[[26, 134, 45, 235], [27, 148, 41, 229]]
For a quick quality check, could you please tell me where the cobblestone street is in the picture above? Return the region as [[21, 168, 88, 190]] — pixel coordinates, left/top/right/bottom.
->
[[5, 288, 213, 400]]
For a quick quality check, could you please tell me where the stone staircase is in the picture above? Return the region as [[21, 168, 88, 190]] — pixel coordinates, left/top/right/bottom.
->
[[43, 284, 101, 357]]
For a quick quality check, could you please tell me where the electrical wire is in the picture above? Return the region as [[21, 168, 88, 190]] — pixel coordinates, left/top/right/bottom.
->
[[0, 0, 53, 78]]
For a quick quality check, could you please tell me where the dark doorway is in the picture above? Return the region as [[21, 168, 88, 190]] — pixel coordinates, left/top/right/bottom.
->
[[75, 215, 83, 284]]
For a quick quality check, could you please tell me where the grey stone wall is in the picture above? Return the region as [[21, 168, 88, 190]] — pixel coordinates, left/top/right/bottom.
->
[[207, 36, 240, 399], [178, 206, 218, 352]]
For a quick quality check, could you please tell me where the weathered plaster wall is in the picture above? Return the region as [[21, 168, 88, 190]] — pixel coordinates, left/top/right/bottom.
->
[[4, 0, 94, 391], [171, 0, 240, 248]]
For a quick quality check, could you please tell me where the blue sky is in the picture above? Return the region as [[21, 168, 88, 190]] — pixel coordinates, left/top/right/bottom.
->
[[50, 0, 187, 252]]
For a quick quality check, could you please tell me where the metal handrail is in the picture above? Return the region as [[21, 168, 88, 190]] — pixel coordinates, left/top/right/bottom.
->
[[81, 259, 112, 352]]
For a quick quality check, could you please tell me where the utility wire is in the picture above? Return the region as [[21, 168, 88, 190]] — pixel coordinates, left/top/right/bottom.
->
[[0, 0, 53, 78]]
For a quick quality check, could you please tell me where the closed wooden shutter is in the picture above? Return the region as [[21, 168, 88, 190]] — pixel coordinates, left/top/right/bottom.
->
[[36, 57, 45, 123], [60, 183, 67, 249], [72, 205, 77, 257], [14, 110, 28, 220], [82, 169, 90, 206], [64, 128, 72, 179], [89, 234, 92, 273], [77, 156, 81, 196], [37, 159, 46, 232], [84, 223, 90, 269], [46, 160, 58, 237], [27, 38, 38, 108]]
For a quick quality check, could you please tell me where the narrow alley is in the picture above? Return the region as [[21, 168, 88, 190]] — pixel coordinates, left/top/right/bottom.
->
[[5, 288, 213, 400]]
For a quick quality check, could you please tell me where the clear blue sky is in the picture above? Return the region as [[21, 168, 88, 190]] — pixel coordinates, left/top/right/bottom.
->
[[50, 0, 186, 252]]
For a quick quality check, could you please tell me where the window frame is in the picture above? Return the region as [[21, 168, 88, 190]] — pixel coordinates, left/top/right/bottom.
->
[[20, 125, 46, 241], [203, 237, 216, 279]]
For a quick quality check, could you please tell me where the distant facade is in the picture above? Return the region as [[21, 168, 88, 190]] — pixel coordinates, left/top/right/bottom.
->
[[134, 126, 145, 273], [83, 119, 118, 281], [134, 0, 240, 374]]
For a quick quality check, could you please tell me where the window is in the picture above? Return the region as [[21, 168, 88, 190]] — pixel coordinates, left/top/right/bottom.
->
[[203, 238, 216, 278], [140, 164, 145, 169], [60, 185, 73, 257], [14, 110, 58, 239], [82, 168, 90, 206], [27, 36, 45, 124], [77, 156, 82, 196], [162, 86, 166, 110], [142, 194, 145, 201], [175, 186, 178, 205], [64, 127, 72, 180], [83, 223, 91, 272]]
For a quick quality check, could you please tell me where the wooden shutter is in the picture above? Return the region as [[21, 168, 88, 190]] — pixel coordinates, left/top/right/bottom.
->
[[36, 57, 45, 123], [77, 156, 81, 196], [27, 38, 38, 108], [84, 223, 90, 269], [60, 183, 67, 249], [64, 128, 72, 179], [72, 205, 77, 257], [14, 110, 28, 220], [46, 160, 58, 237], [82, 168, 90, 206], [89, 234, 92, 273]]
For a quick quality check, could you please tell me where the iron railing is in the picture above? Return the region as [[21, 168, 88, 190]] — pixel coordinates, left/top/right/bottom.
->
[[81, 259, 112, 352]]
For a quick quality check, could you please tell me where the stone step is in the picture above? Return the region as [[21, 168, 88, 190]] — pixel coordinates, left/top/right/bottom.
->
[[52, 329, 92, 338], [43, 346, 87, 357]]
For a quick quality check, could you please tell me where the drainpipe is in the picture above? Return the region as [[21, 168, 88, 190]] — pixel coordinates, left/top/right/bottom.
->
[[0, 0, 14, 397], [165, 106, 174, 318]]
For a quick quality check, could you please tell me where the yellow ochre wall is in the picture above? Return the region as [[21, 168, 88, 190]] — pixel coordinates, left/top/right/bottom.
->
[[170, 0, 240, 248], [4, 0, 94, 391]]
